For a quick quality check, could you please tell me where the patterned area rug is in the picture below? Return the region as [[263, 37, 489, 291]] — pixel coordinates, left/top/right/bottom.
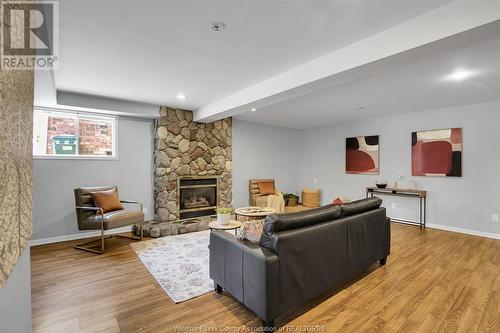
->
[[130, 230, 213, 303]]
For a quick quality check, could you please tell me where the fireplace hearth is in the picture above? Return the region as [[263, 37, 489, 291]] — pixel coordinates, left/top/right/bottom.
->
[[177, 176, 218, 219]]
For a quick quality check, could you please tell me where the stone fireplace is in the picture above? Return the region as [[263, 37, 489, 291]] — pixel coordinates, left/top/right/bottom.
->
[[178, 176, 218, 219], [154, 107, 232, 222]]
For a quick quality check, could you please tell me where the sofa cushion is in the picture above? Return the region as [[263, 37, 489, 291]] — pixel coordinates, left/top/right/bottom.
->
[[341, 197, 382, 217], [259, 204, 341, 249], [238, 219, 264, 243]]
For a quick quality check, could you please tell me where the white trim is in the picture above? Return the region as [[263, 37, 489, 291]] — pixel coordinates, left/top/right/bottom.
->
[[33, 155, 119, 161], [426, 223, 500, 240], [29, 226, 133, 247]]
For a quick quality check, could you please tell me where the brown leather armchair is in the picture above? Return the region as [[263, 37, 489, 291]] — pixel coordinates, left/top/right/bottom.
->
[[74, 186, 144, 254]]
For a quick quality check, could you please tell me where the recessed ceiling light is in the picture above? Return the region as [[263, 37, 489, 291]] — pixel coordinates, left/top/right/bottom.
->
[[251, 108, 256, 112], [210, 21, 226, 32], [176, 94, 186, 100], [442, 68, 478, 82]]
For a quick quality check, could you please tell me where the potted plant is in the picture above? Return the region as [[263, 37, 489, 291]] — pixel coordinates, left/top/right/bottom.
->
[[283, 193, 299, 206], [216, 207, 233, 225]]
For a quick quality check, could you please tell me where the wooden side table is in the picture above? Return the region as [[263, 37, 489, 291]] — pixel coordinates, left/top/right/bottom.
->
[[209, 220, 242, 236], [234, 207, 276, 221], [366, 187, 427, 229]]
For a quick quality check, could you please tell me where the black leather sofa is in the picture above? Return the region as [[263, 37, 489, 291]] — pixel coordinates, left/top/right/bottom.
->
[[209, 197, 390, 329]]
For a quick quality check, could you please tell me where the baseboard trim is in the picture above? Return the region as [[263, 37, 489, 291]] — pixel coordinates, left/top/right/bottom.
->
[[29, 226, 133, 247], [426, 223, 500, 240], [30, 223, 500, 246]]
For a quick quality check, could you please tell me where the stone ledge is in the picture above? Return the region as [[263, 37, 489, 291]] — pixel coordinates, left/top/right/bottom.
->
[[132, 218, 211, 238]]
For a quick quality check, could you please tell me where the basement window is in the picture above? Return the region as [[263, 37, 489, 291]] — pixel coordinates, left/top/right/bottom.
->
[[33, 109, 117, 159]]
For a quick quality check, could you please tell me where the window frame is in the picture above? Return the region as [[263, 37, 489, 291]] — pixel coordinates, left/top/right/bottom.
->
[[33, 108, 119, 160]]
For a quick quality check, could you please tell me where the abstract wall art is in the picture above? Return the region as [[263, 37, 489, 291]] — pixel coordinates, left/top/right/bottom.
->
[[346, 135, 379, 174], [412, 128, 462, 177]]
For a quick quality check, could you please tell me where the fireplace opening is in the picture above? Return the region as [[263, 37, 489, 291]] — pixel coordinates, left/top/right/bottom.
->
[[178, 176, 218, 219]]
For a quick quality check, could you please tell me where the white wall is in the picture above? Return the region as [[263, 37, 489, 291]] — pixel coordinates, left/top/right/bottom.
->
[[297, 100, 500, 237], [32, 116, 154, 240], [232, 119, 299, 208], [0, 249, 32, 333]]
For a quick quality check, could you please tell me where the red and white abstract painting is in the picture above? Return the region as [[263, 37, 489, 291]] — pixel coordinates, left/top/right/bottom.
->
[[412, 128, 462, 177], [346, 135, 379, 175]]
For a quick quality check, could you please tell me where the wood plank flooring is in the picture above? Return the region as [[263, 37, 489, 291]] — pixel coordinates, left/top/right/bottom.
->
[[31, 223, 500, 332]]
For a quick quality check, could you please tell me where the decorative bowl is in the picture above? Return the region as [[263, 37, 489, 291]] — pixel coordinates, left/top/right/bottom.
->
[[376, 182, 387, 189]]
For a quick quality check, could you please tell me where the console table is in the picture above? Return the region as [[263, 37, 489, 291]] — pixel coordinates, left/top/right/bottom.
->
[[366, 187, 427, 229]]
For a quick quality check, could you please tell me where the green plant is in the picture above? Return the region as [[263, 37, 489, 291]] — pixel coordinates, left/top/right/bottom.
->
[[216, 207, 233, 214], [283, 193, 299, 206], [283, 193, 299, 202]]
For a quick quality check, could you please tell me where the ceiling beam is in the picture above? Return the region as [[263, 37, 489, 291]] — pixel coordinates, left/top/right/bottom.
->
[[194, 0, 500, 123], [56, 90, 160, 118], [35, 71, 160, 118]]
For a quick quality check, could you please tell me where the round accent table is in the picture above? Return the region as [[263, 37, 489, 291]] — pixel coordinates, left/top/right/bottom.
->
[[234, 207, 276, 221], [209, 220, 242, 236]]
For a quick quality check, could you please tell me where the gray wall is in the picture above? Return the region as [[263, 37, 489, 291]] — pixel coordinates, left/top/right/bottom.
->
[[33, 116, 154, 240], [0, 248, 32, 333], [232, 119, 299, 208], [33, 101, 500, 239], [297, 100, 500, 236]]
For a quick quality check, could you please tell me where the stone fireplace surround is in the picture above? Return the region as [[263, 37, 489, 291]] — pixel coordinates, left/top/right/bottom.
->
[[154, 107, 232, 223]]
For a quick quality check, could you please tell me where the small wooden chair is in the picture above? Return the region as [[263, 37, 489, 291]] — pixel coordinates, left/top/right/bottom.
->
[[248, 179, 276, 207]]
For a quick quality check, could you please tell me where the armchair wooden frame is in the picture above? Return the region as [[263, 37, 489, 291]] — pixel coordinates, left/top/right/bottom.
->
[[248, 179, 276, 206], [74, 200, 144, 254]]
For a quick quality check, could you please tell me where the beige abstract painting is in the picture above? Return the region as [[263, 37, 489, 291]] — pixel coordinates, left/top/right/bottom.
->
[[0, 68, 34, 287]]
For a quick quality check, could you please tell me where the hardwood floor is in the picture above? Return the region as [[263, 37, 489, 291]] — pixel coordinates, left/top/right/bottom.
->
[[31, 223, 500, 333]]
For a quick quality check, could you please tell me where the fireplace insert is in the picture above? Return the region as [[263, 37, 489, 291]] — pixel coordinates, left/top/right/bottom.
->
[[177, 176, 218, 219]]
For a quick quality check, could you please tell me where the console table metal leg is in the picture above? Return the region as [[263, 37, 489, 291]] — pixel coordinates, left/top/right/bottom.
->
[[418, 197, 421, 229], [423, 197, 427, 228]]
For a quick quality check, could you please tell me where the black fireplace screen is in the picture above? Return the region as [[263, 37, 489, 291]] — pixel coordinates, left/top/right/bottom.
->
[[178, 177, 218, 219]]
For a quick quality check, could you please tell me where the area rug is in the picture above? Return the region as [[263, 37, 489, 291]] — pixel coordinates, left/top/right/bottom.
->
[[130, 230, 213, 303]]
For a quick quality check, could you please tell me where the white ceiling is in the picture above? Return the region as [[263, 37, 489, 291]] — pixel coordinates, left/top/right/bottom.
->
[[54, 0, 454, 110], [235, 24, 500, 129]]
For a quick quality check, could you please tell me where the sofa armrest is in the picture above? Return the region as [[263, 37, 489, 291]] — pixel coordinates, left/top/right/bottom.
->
[[209, 230, 279, 322]]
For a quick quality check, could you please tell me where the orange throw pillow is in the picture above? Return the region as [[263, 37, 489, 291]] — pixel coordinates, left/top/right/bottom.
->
[[90, 189, 124, 213], [258, 181, 275, 195]]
